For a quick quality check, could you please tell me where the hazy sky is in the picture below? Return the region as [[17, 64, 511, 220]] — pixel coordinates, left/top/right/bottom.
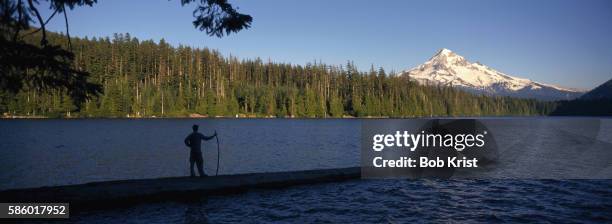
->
[[39, 0, 612, 90]]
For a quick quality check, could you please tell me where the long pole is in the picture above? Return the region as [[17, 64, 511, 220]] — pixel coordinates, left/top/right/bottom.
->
[[215, 132, 220, 176]]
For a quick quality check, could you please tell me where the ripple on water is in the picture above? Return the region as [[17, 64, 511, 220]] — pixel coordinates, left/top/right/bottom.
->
[[53, 179, 612, 223]]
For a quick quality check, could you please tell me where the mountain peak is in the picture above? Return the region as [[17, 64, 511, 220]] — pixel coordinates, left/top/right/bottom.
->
[[400, 49, 584, 101], [427, 48, 467, 67], [436, 48, 454, 56]]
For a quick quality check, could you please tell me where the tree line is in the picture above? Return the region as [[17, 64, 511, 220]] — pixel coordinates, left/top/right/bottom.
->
[[0, 32, 557, 118]]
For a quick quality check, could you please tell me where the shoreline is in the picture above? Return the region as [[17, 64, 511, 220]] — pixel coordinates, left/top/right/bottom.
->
[[1, 115, 606, 120]]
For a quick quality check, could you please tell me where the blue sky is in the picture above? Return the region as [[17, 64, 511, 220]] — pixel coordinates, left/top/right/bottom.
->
[[39, 0, 612, 90]]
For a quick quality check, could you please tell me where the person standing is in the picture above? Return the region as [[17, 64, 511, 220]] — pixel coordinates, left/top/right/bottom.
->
[[184, 125, 217, 177]]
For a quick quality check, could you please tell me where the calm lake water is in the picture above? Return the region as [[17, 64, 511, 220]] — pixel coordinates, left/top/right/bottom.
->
[[1, 118, 611, 223], [0, 119, 360, 190]]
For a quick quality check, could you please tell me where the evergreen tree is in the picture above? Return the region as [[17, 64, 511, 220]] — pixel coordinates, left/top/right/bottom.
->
[[0, 31, 559, 118]]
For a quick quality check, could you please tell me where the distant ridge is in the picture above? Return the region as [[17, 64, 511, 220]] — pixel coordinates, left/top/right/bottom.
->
[[399, 49, 584, 101], [580, 78, 612, 100], [551, 78, 612, 116]]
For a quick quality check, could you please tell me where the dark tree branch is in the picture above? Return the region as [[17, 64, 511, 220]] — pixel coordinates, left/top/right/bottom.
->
[[2, 0, 102, 107], [21, 8, 58, 38], [12, 0, 23, 41], [186, 0, 252, 37], [26, 0, 47, 46], [62, 4, 72, 51]]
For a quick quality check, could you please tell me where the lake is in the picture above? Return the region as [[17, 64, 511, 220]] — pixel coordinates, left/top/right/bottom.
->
[[0, 119, 360, 190], [0, 118, 611, 223]]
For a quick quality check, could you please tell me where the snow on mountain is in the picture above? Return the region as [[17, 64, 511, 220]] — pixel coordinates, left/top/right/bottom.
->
[[399, 48, 584, 101]]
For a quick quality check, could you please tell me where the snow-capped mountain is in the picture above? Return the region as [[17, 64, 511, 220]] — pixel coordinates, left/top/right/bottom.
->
[[399, 49, 584, 101]]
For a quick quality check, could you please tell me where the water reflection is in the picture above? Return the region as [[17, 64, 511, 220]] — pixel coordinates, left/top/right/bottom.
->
[[184, 199, 210, 224]]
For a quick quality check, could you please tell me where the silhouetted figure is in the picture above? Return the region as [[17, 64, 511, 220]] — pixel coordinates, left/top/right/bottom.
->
[[184, 125, 217, 177]]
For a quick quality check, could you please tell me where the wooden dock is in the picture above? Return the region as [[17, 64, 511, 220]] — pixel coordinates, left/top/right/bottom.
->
[[0, 167, 360, 210]]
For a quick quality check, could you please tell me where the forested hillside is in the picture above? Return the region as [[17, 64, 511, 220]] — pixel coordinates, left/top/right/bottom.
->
[[0, 32, 556, 118], [551, 78, 612, 116]]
